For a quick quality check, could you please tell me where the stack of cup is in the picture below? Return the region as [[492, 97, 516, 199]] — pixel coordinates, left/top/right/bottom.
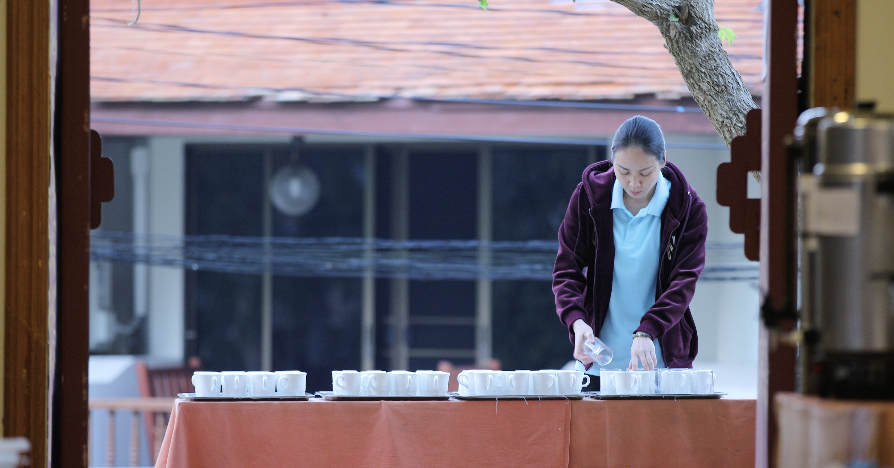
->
[[192, 370, 308, 397], [657, 369, 715, 394], [599, 369, 657, 395], [457, 369, 589, 396], [416, 370, 449, 396], [332, 370, 450, 396], [274, 371, 307, 396]]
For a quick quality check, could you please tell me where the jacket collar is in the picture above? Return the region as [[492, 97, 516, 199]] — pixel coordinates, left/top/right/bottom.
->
[[581, 160, 691, 223]]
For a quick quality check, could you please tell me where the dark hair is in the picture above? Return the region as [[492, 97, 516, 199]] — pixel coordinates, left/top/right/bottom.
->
[[610, 115, 666, 163]]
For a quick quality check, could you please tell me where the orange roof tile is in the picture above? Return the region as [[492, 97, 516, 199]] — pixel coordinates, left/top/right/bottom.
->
[[90, 0, 765, 102]]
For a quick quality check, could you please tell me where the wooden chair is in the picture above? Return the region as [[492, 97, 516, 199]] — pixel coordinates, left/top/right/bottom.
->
[[135, 359, 200, 462], [437, 359, 501, 392]]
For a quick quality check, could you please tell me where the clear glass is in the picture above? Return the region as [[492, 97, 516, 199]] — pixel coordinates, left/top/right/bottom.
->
[[584, 337, 613, 366]]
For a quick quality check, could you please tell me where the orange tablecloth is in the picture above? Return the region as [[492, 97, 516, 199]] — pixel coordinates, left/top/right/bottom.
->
[[568, 399, 756, 468], [156, 398, 572, 468], [156, 398, 755, 468]]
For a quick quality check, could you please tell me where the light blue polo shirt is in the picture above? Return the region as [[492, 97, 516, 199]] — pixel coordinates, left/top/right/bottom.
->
[[579, 173, 670, 375]]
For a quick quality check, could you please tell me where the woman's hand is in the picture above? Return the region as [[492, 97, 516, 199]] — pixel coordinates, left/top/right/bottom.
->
[[629, 336, 657, 370], [572, 319, 596, 365]]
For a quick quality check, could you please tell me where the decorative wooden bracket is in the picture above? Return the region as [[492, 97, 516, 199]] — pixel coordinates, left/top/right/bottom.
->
[[717, 108, 761, 261], [90, 129, 115, 229]]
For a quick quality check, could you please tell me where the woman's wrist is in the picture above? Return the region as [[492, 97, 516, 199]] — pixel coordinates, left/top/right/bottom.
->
[[572, 319, 590, 334]]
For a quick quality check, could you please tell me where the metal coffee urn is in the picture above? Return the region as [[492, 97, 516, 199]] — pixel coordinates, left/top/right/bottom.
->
[[797, 109, 894, 400]]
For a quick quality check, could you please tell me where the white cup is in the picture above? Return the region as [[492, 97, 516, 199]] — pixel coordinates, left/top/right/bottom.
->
[[333, 370, 361, 396], [659, 369, 691, 394], [610, 372, 641, 395], [191, 371, 220, 397], [416, 371, 449, 396], [689, 370, 715, 394], [470, 371, 496, 396], [531, 370, 557, 395], [247, 371, 276, 397], [360, 370, 390, 396], [389, 371, 417, 396], [457, 371, 475, 396], [220, 371, 248, 397], [628, 370, 657, 395], [599, 369, 626, 395], [505, 371, 532, 395], [555, 370, 590, 395], [275, 371, 307, 396]]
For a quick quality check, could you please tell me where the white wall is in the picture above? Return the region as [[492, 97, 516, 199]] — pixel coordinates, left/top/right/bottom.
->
[[146, 137, 186, 361], [666, 133, 760, 397], [857, 0, 894, 112]]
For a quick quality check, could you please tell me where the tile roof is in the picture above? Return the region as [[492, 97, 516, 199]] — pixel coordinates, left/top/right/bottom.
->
[[90, 0, 765, 102]]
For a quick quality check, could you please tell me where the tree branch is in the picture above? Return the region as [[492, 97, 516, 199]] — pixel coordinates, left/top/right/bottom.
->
[[610, 0, 759, 145]]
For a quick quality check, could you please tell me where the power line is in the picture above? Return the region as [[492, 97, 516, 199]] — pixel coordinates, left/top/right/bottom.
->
[[91, 232, 757, 281], [90, 18, 709, 71], [92, 45, 527, 77], [90, 0, 765, 25], [91, 0, 634, 18], [92, 33, 762, 61]]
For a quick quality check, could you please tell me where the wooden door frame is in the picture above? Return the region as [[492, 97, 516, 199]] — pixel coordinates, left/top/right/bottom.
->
[[3, 0, 91, 467], [54, 0, 92, 466], [4, 1, 52, 467]]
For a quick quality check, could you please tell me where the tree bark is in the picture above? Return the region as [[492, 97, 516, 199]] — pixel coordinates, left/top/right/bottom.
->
[[611, 0, 760, 146]]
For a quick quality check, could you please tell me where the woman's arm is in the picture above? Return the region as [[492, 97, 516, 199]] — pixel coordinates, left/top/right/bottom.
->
[[552, 183, 594, 338], [636, 196, 708, 339]]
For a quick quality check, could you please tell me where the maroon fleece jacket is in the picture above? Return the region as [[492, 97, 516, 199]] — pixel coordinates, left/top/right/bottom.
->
[[552, 160, 707, 368]]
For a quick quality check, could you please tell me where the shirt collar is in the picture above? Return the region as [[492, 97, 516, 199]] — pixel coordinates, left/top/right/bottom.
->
[[610, 177, 626, 211], [645, 171, 670, 217], [610, 171, 670, 217]]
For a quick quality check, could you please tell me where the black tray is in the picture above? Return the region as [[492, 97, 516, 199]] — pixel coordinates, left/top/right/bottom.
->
[[178, 392, 315, 401], [449, 392, 584, 401], [315, 391, 449, 401], [583, 391, 726, 400]]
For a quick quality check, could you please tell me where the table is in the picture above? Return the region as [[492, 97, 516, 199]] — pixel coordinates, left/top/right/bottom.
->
[[569, 398, 755, 467], [155, 398, 755, 468]]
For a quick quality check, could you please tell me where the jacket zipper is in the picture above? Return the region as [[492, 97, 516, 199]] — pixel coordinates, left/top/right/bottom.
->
[[587, 207, 599, 331]]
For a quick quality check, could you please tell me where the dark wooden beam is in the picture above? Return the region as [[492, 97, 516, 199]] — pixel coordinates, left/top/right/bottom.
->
[[809, 0, 857, 109], [4, 1, 51, 466], [54, 0, 92, 466], [760, 1, 801, 467]]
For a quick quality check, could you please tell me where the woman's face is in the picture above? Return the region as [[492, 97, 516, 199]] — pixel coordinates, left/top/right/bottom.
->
[[612, 146, 665, 201]]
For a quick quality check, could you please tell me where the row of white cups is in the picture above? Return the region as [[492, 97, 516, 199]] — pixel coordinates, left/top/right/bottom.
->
[[458, 369, 590, 396], [191, 371, 307, 397], [600, 368, 716, 395], [332, 370, 449, 396]]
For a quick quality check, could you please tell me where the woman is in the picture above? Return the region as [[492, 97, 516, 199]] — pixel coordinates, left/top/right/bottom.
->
[[552, 116, 707, 383]]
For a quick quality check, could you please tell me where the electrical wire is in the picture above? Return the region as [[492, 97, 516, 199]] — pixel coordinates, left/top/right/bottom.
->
[[91, 232, 758, 281], [91, 0, 637, 18], [91, 18, 695, 72], [90, 0, 766, 25]]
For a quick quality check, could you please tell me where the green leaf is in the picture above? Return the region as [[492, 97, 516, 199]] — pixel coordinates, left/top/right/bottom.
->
[[718, 26, 736, 47], [479, 0, 488, 10], [669, 12, 679, 22]]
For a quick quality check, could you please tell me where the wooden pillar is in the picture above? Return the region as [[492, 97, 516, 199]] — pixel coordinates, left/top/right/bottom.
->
[[808, 0, 857, 109], [4, 1, 51, 467], [55, 0, 92, 466], [759, 1, 801, 467]]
